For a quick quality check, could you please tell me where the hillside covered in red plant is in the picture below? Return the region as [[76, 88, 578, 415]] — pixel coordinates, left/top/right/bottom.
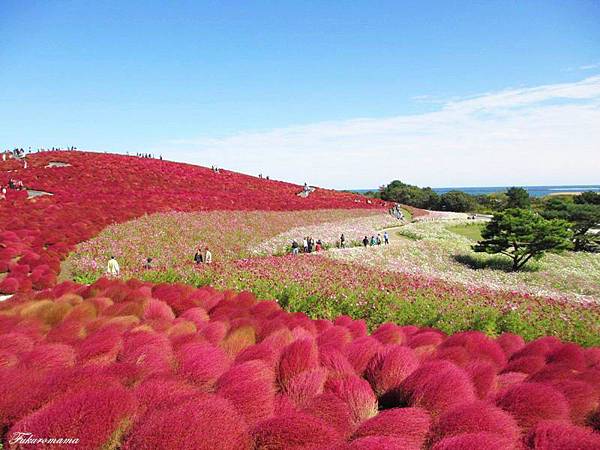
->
[[0, 151, 386, 294]]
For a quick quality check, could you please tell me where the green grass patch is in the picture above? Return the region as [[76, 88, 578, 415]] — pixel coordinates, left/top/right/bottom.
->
[[447, 222, 484, 241]]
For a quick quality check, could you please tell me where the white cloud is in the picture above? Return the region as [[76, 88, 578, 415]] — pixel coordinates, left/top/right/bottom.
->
[[165, 75, 600, 189], [565, 63, 600, 72]]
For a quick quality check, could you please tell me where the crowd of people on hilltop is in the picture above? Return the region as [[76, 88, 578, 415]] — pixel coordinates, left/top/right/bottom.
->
[[0, 178, 26, 200], [2, 147, 78, 161], [389, 203, 405, 220], [289, 230, 390, 255], [134, 153, 162, 160]]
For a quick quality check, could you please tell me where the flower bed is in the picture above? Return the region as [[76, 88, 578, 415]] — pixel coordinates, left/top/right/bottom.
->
[[327, 219, 600, 303], [0, 279, 598, 449], [67, 209, 384, 276], [0, 151, 386, 294]]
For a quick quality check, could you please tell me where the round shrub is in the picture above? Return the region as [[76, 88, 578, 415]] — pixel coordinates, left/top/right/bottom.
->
[[351, 407, 430, 448], [251, 413, 342, 450], [125, 395, 251, 450], [495, 382, 570, 431], [394, 360, 476, 417]]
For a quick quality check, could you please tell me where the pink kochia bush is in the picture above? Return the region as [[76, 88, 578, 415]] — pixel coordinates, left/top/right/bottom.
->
[[0, 279, 598, 449]]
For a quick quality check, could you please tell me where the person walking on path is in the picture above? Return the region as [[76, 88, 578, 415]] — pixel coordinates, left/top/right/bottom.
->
[[204, 247, 212, 264], [376, 234, 382, 245], [107, 256, 120, 277], [370, 236, 376, 246], [194, 248, 204, 264], [384, 231, 389, 245], [340, 233, 346, 248], [362, 236, 369, 247], [291, 239, 299, 255], [303, 237, 309, 253]]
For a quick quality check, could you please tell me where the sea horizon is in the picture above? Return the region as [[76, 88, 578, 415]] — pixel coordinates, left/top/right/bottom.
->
[[350, 184, 600, 198]]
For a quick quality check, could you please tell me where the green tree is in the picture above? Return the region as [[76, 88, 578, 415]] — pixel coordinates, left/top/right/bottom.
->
[[473, 209, 572, 271], [574, 191, 600, 205], [379, 180, 439, 209], [506, 187, 531, 209], [439, 190, 476, 212], [541, 199, 600, 251]]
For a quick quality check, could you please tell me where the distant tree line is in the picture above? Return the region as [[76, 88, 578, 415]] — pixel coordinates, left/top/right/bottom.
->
[[369, 181, 600, 267]]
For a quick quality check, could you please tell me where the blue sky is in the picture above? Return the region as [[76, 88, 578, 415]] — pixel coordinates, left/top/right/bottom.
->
[[1, 1, 599, 188]]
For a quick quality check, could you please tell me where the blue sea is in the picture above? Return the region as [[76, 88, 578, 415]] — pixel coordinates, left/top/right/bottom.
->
[[352, 185, 600, 198]]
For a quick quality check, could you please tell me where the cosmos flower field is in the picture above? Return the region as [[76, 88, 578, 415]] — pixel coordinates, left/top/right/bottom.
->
[[1, 152, 599, 449]]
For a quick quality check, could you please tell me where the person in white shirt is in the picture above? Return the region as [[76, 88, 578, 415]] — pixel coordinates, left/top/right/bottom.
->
[[107, 256, 120, 276], [204, 247, 212, 264]]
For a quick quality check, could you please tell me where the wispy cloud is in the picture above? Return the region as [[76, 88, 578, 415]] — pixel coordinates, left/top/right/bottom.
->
[[166, 76, 600, 189], [565, 62, 600, 72]]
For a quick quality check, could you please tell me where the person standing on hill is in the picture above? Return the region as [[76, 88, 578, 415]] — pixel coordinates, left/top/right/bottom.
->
[[204, 247, 212, 264], [194, 248, 204, 264], [370, 236, 376, 246], [315, 240, 322, 252], [107, 256, 120, 277], [303, 237, 309, 253], [376, 234, 382, 245], [340, 233, 346, 248], [362, 236, 369, 247], [291, 239, 299, 255], [384, 231, 389, 245]]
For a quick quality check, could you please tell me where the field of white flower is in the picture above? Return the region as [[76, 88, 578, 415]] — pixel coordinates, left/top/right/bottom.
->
[[320, 219, 600, 303], [251, 213, 400, 255]]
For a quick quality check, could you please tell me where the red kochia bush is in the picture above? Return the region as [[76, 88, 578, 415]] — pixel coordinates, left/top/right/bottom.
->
[[524, 420, 600, 450], [317, 326, 353, 350], [495, 382, 570, 431], [9, 383, 136, 450], [125, 395, 251, 450], [320, 348, 356, 379], [345, 336, 383, 375], [18, 343, 75, 372], [439, 331, 506, 370], [371, 323, 405, 345], [364, 345, 419, 396], [284, 368, 327, 407], [351, 407, 430, 448], [0, 332, 35, 353], [464, 361, 496, 399], [547, 343, 587, 371], [134, 377, 205, 415], [346, 435, 422, 450], [431, 432, 517, 450], [216, 360, 276, 426], [395, 360, 476, 417], [501, 355, 546, 375], [430, 401, 520, 445], [302, 393, 354, 438], [325, 375, 378, 427], [277, 338, 319, 390], [177, 342, 230, 389], [551, 380, 598, 425], [251, 413, 342, 450], [77, 325, 123, 365]]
